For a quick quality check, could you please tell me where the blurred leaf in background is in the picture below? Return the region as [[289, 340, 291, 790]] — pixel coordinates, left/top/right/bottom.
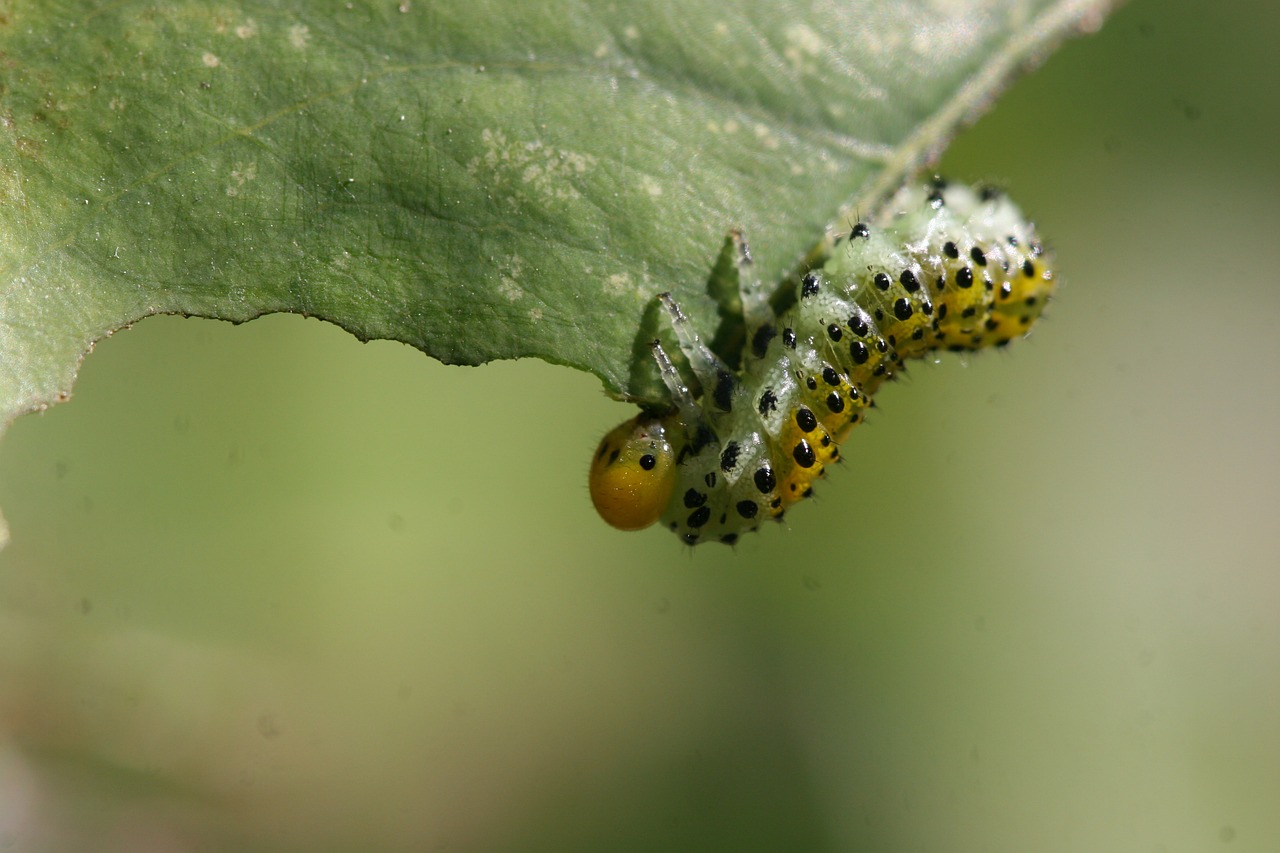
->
[[4, 0, 1280, 852]]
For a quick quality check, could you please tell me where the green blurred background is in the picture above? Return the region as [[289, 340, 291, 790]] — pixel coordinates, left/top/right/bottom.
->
[[2, 1, 1278, 850]]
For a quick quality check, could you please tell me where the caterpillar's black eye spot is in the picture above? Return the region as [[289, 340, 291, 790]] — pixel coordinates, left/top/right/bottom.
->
[[827, 323, 843, 342], [850, 222, 870, 240], [801, 273, 820, 298], [683, 489, 707, 509], [999, 281, 1013, 299], [1022, 259, 1036, 277], [793, 439, 816, 468], [876, 338, 889, 353], [821, 365, 840, 386], [736, 500, 758, 519], [955, 267, 974, 288], [686, 506, 711, 528], [921, 299, 933, 316], [751, 324, 777, 358], [849, 314, 869, 336], [893, 298, 913, 321], [970, 246, 988, 266], [806, 376, 818, 391], [943, 241, 960, 259], [719, 441, 741, 472], [796, 407, 818, 432], [758, 389, 778, 416], [874, 308, 884, 321], [754, 466, 776, 494], [850, 340, 869, 364], [912, 327, 925, 340], [900, 270, 920, 292], [826, 391, 845, 413], [961, 306, 977, 318], [782, 327, 797, 349], [1025, 296, 1038, 307], [639, 454, 656, 470], [873, 272, 892, 291], [937, 303, 948, 320], [985, 318, 1000, 331]]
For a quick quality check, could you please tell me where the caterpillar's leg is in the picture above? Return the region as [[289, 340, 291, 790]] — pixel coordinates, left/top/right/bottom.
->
[[729, 230, 774, 332], [657, 292, 740, 416], [649, 336, 701, 428]]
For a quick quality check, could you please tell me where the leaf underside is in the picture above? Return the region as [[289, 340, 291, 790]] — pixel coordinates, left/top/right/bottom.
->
[[0, 0, 1113, 436]]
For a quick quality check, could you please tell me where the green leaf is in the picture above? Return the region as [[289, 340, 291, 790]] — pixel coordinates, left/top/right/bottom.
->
[[0, 0, 1112, 431]]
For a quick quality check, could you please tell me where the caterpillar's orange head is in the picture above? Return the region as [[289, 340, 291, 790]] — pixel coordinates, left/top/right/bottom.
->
[[588, 416, 676, 531]]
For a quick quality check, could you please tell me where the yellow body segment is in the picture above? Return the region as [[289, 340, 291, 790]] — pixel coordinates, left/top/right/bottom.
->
[[588, 417, 677, 531], [775, 410, 840, 509]]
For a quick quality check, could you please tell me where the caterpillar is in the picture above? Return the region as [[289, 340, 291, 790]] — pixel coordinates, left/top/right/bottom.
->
[[589, 179, 1055, 545]]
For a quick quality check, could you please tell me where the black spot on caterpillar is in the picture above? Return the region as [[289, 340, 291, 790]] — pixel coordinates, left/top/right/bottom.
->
[[589, 180, 1055, 545]]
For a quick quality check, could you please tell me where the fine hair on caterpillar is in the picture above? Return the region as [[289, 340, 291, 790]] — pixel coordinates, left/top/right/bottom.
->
[[589, 179, 1056, 545]]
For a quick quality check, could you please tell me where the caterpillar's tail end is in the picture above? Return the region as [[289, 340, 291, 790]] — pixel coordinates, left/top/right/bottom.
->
[[589, 416, 676, 531]]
